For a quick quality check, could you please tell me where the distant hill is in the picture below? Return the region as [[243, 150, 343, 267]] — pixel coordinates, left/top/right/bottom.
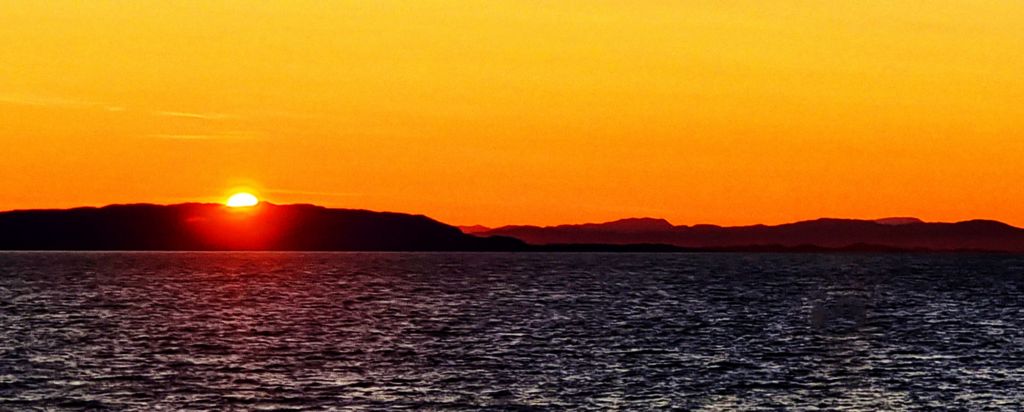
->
[[4, 204, 1022, 252], [457, 225, 492, 234], [874, 217, 925, 225], [473, 217, 1024, 252], [0, 203, 525, 251]]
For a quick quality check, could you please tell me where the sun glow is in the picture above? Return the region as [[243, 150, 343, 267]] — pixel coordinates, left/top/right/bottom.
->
[[226, 192, 260, 208], [4, 2, 1024, 226]]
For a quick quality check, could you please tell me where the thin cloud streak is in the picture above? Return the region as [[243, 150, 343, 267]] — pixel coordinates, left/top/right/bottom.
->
[[1, 94, 259, 123], [145, 131, 260, 141], [0, 93, 124, 112], [152, 111, 233, 120], [265, 189, 364, 198]]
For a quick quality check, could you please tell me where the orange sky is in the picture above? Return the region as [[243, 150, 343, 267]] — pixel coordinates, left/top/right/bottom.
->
[[2, 1, 1023, 227]]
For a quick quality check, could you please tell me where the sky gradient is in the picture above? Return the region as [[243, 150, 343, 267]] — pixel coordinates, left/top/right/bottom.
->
[[2, 1, 1022, 226]]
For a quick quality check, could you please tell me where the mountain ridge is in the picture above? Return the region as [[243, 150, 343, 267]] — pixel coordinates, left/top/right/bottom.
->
[[0, 203, 525, 251], [2, 204, 1022, 252], [470, 216, 1024, 252]]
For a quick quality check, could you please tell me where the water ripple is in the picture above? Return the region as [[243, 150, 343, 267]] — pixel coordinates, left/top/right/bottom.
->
[[1, 252, 1022, 410]]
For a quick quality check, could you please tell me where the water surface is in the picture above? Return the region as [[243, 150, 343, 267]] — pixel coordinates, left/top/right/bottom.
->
[[1, 252, 1022, 410]]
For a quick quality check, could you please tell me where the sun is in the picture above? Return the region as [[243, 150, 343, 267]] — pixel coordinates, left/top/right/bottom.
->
[[226, 192, 260, 208]]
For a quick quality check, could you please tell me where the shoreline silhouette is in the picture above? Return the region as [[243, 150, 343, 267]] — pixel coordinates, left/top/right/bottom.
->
[[1, 203, 1023, 252]]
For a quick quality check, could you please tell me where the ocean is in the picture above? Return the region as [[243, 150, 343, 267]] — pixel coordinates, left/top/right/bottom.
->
[[1, 252, 1022, 410]]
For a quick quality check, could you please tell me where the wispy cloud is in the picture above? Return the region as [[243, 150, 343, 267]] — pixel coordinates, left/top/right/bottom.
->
[[246, 109, 320, 120], [0, 93, 124, 112], [0, 94, 293, 124], [146, 131, 261, 140], [153, 110, 233, 120], [265, 189, 363, 198]]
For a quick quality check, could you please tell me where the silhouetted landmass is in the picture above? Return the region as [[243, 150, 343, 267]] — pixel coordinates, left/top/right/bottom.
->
[[533, 243, 693, 253], [873, 217, 925, 226], [0, 203, 525, 251], [3, 204, 1022, 252], [474, 217, 1024, 253], [456, 225, 492, 234]]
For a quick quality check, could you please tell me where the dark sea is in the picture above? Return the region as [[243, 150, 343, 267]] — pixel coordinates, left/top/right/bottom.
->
[[1, 252, 1022, 411]]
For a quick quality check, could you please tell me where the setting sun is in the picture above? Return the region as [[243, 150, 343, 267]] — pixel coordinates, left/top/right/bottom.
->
[[3, 2, 1024, 409], [226, 192, 259, 208]]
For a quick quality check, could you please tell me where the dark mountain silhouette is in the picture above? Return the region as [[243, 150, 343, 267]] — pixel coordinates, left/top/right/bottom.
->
[[474, 217, 1024, 252], [459, 218, 673, 235], [561, 217, 675, 232], [457, 225, 492, 234], [0, 203, 525, 251], [874, 217, 925, 225], [4, 204, 1022, 252]]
